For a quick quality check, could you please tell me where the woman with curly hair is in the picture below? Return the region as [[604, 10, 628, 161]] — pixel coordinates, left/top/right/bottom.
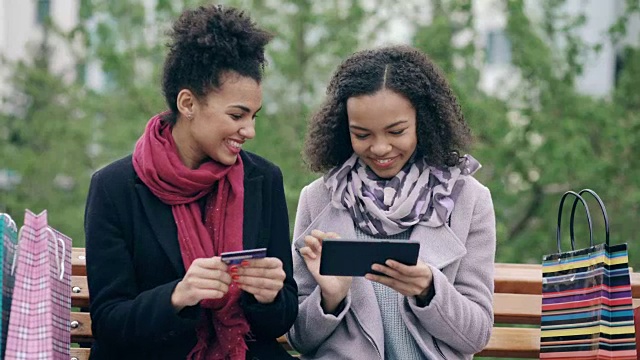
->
[[287, 45, 496, 359], [84, 5, 296, 359]]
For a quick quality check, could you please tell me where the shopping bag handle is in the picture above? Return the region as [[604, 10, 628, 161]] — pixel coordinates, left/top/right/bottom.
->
[[556, 190, 593, 252], [11, 225, 25, 276], [569, 189, 609, 246], [0, 213, 17, 232], [45, 228, 66, 280]]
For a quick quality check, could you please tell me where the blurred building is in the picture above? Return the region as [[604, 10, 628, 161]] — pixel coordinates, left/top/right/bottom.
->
[[0, 0, 81, 105], [0, 0, 82, 192], [477, 0, 640, 98], [0, 0, 638, 103]]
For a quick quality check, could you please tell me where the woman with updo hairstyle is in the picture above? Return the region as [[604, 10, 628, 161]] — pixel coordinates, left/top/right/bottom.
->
[[84, 5, 297, 359], [287, 45, 496, 359]]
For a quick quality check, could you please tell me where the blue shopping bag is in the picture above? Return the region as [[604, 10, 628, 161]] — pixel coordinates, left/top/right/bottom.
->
[[0, 213, 18, 358]]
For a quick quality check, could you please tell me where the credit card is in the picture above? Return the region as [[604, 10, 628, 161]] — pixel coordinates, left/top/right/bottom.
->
[[220, 248, 267, 265]]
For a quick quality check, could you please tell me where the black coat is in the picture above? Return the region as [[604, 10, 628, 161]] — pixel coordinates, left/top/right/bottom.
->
[[84, 151, 297, 359]]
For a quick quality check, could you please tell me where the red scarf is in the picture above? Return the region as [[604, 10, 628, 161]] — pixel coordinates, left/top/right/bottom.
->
[[133, 113, 249, 360]]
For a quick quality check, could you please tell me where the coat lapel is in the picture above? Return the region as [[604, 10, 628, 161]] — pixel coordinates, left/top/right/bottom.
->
[[350, 277, 385, 352], [135, 183, 185, 276], [242, 174, 262, 250], [292, 205, 357, 247], [240, 151, 264, 250]]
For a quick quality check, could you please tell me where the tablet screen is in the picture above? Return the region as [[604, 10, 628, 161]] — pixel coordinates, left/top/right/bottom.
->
[[319, 239, 420, 276]]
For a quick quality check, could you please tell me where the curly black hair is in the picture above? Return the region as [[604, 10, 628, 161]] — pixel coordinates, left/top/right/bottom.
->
[[304, 45, 471, 173], [161, 5, 273, 124]]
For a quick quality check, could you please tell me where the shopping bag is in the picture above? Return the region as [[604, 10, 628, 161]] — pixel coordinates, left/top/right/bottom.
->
[[540, 190, 637, 359], [635, 306, 640, 360], [0, 213, 18, 358], [49, 227, 72, 358], [4, 210, 72, 360]]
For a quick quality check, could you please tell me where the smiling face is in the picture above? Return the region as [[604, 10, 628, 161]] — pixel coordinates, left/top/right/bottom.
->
[[346, 89, 418, 178], [173, 72, 262, 169]]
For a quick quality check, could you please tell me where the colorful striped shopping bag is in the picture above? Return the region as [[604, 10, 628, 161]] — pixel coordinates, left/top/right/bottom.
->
[[0, 213, 18, 358], [541, 190, 637, 359], [4, 210, 72, 360]]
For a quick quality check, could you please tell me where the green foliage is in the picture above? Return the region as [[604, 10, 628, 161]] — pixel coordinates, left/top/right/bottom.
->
[[235, 0, 382, 212], [0, 42, 93, 242], [1, 0, 639, 273], [1, 0, 385, 241], [414, 0, 640, 268]]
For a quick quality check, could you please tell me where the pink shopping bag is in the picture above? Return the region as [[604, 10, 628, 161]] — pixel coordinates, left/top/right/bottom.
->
[[49, 227, 71, 357], [5, 210, 71, 360]]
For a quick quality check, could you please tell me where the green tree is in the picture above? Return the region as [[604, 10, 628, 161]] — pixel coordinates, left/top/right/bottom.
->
[[73, 0, 393, 231], [0, 38, 93, 242], [2, 0, 639, 270], [414, 0, 640, 267], [0, 0, 393, 242]]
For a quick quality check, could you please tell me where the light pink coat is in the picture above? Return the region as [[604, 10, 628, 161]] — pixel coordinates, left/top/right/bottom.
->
[[287, 176, 496, 359]]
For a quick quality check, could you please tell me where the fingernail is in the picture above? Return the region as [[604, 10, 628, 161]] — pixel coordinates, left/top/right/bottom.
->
[[229, 266, 238, 273], [241, 260, 250, 267], [232, 275, 240, 281]]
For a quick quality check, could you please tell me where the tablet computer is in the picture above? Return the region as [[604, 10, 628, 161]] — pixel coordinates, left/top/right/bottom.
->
[[319, 239, 420, 276]]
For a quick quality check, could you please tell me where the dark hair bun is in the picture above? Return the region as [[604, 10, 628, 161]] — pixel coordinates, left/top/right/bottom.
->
[[168, 5, 270, 68], [161, 5, 273, 124]]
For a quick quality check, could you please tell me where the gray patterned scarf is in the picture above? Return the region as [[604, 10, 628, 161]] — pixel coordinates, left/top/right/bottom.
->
[[324, 154, 481, 236]]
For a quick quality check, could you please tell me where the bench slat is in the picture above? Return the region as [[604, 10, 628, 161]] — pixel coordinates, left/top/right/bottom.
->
[[476, 327, 540, 358], [72, 248, 87, 276], [71, 276, 89, 308], [494, 294, 540, 325], [494, 265, 542, 295], [494, 263, 640, 297], [71, 312, 93, 343], [70, 347, 90, 360], [493, 294, 640, 324]]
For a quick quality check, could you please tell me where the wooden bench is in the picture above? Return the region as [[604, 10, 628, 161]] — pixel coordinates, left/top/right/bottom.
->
[[69, 248, 640, 359]]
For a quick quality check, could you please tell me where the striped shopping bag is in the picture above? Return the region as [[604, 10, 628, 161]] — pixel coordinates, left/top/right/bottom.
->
[[541, 190, 637, 359], [0, 213, 18, 358], [635, 306, 640, 360], [5, 210, 72, 360]]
